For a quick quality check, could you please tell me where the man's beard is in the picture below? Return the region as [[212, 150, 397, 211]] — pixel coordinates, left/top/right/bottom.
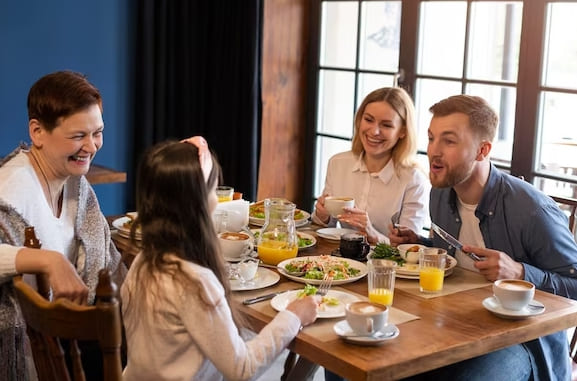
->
[[429, 159, 475, 188]]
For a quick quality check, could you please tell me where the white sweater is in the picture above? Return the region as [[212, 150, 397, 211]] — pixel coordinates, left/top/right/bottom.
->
[[121, 254, 301, 381]]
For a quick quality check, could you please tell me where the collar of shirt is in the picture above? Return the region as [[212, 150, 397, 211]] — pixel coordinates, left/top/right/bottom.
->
[[352, 152, 396, 185]]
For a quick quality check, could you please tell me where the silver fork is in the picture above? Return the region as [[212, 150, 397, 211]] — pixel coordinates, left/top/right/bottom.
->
[[316, 274, 333, 296], [391, 211, 401, 229]]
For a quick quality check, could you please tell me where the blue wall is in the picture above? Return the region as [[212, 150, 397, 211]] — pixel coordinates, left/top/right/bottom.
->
[[0, 0, 132, 216]]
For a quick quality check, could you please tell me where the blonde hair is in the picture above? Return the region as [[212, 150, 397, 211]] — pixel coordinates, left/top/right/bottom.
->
[[351, 87, 418, 170]]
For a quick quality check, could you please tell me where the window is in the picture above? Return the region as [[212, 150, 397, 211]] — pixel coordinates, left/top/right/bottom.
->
[[306, 0, 577, 211]]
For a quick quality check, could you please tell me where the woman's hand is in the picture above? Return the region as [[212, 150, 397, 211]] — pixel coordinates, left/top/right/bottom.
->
[[286, 295, 318, 327], [338, 207, 381, 244], [313, 194, 331, 224], [45, 252, 89, 304]]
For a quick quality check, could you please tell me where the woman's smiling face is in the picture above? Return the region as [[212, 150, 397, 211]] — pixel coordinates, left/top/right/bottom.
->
[[358, 101, 405, 162], [31, 104, 104, 179]]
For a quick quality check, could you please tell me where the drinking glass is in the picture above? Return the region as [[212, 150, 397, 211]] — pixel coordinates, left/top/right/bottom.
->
[[419, 252, 447, 293], [367, 259, 397, 306], [216, 186, 234, 202]]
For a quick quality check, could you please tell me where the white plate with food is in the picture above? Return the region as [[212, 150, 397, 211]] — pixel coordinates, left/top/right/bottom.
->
[[251, 229, 316, 251], [482, 296, 545, 320], [276, 255, 367, 285], [271, 289, 360, 318], [315, 228, 357, 241], [112, 216, 142, 240], [249, 201, 310, 227], [230, 267, 280, 291], [333, 320, 400, 346]]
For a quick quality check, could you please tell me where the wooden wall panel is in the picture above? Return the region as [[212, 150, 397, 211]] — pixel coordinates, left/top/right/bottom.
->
[[258, 0, 309, 208]]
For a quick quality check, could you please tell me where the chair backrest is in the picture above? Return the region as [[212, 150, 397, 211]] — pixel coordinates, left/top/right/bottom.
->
[[13, 269, 123, 381]]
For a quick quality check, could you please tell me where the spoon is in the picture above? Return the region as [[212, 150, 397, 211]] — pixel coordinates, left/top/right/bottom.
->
[[391, 211, 401, 231], [341, 330, 396, 339]]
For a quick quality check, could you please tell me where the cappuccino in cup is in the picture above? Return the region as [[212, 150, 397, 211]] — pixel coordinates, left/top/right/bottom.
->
[[345, 301, 388, 336], [493, 279, 535, 311], [218, 232, 254, 260], [324, 197, 355, 218]]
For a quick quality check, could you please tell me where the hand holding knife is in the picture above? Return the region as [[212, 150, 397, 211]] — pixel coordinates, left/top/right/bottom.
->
[[430, 222, 482, 261]]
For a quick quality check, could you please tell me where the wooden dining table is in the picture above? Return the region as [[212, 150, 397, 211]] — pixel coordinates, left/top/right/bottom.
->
[[109, 219, 577, 380]]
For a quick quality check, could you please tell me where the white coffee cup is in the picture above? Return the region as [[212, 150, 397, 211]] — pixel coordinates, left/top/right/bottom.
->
[[493, 279, 535, 311], [345, 301, 388, 336], [324, 196, 355, 218], [218, 232, 254, 260]]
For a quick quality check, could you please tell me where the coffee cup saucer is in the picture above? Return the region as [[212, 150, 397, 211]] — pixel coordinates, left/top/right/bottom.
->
[[482, 296, 545, 320], [333, 320, 399, 346]]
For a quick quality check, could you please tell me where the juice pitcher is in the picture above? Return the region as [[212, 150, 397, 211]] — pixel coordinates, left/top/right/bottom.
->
[[256, 198, 298, 265]]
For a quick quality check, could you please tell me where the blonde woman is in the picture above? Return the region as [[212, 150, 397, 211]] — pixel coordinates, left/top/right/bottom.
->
[[313, 87, 430, 244]]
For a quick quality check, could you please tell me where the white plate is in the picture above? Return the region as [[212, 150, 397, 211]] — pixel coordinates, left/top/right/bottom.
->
[[482, 296, 545, 320], [316, 228, 357, 241], [251, 229, 317, 251], [230, 267, 280, 291], [271, 290, 360, 318], [276, 256, 368, 285], [394, 256, 457, 277], [249, 210, 311, 227], [112, 217, 142, 240], [333, 320, 400, 346]]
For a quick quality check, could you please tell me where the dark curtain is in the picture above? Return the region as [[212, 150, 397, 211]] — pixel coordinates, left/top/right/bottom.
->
[[130, 0, 262, 208]]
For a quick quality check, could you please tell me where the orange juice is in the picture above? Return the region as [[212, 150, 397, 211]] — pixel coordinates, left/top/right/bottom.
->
[[419, 267, 444, 292], [257, 240, 298, 265], [369, 288, 394, 306]]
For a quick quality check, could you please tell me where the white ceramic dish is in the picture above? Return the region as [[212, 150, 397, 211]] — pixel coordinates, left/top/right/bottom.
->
[[316, 228, 357, 241], [112, 217, 142, 240], [250, 229, 317, 251], [333, 320, 399, 346], [482, 296, 545, 320], [271, 290, 360, 318], [276, 256, 368, 285], [249, 210, 310, 227], [230, 267, 280, 291]]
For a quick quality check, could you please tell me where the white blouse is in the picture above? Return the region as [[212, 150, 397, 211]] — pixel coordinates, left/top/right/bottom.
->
[[313, 151, 430, 238]]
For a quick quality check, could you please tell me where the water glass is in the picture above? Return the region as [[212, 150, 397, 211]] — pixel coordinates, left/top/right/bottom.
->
[[367, 259, 397, 306]]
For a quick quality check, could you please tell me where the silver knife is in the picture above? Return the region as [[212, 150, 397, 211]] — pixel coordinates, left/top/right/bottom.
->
[[243, 290, 293, 305], [430, 222, 482, 261]]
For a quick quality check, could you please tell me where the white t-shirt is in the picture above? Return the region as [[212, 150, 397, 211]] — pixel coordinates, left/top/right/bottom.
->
[[0, 151, 77, 286], [456, 198, 484, 272]]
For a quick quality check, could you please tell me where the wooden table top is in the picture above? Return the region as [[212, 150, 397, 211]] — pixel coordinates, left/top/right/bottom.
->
[[109, 221, 577, 380]]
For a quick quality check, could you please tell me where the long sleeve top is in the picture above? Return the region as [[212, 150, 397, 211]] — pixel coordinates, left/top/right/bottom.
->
[[427, 163, 577, 381], [121, 254, 302, 381], [313, 151, 430, 237]]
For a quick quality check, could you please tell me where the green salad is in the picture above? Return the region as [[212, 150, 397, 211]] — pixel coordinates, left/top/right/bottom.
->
[[371, 243, 405, 265]]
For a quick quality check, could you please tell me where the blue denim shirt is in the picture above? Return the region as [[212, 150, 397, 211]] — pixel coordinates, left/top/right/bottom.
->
[[424, 164, 577, 381]]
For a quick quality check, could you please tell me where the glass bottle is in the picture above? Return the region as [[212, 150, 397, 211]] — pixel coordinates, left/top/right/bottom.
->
[[256, 198, 298, 265]]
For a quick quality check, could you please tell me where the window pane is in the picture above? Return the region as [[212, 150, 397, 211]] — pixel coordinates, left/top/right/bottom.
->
[[467, 2, 522, 82], [466, 84, 516, 165], [543, 3, 577, 89], [359, 1, 401, 72], [414, 79, 462, 152], [535, 177, 577, 200], [537, 91, 577, 180], [357, 73, 395, 109], [418, 2, 467, 77], [320, 2, 359, 69], [314, 137, 352, 197], [317, 70, 356, 138]]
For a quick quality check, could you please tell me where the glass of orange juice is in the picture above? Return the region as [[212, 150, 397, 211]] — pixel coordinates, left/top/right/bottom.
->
[[367, 259, 397, 306], [419, 252, 447, 293], [216, 186, 234, 202]]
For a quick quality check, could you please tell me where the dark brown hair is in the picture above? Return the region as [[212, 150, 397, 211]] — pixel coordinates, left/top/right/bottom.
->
[[429, 95, 498, 142], [27, 70, 102, 131]]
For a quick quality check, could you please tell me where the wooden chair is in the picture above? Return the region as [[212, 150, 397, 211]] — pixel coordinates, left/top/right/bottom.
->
[[13, 269, 123, 381]]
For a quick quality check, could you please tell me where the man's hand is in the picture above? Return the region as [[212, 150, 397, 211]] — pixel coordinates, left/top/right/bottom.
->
[[388, 225, 419, 246], [463, 245, 525, 282]]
